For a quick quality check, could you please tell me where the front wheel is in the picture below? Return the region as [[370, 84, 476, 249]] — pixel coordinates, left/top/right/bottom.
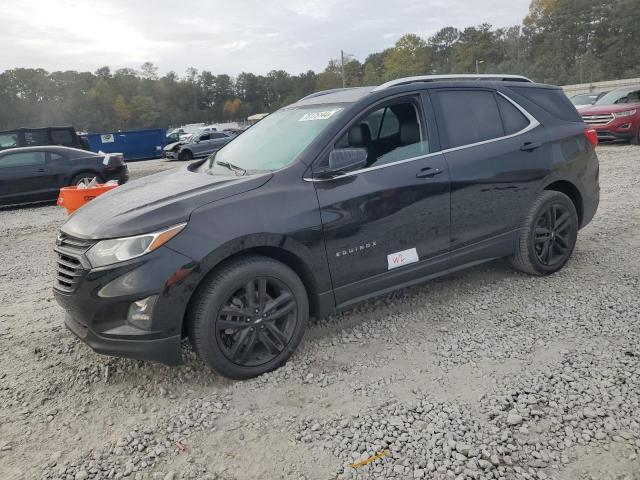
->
[[510, 190, 579, 276], [631, 126, 640, 145], [188, 256, 308, 379], [178, 150, 193, 161]]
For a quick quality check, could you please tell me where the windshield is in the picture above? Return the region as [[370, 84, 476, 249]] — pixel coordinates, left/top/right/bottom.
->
[[571, 95, 595, 106], [595, 89, 640, 105], [197, 104, 346, 173]]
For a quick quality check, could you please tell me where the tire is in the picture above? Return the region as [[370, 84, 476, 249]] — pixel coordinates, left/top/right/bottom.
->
[[510, 190, 579, 276], [71, 173, 103, 186], [631, 126, 640, 145], [188, 255, 309, 379], [178, 150, 193, 161]]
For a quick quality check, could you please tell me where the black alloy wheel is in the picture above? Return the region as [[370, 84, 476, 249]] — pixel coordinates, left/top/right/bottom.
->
[[216, 277, 297, 367], [511, 190, 578, 276], [178, 150, 193, 161], [188, 255, 308, 379], [533, 203, 573, 266]]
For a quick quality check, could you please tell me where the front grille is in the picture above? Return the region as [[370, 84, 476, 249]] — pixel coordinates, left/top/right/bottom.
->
[[581, 113, 614, 126], [54, 233, 95, 293]]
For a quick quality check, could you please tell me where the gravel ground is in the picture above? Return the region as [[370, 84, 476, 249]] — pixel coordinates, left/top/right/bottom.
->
[[0, 146, 639, 480]]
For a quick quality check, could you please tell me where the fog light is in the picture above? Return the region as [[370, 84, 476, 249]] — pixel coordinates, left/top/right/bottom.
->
[[127, 295, 158, 329], [619, 123, 630, 129]]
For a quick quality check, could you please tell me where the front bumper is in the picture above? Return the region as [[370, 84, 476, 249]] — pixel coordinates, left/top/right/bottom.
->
[[65, 312, 182, 365], [163, 150, 178, 159], [53, 243, 197, 366], [590, 117, 639, 142]]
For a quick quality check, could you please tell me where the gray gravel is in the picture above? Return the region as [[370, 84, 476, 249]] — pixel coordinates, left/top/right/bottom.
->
[[0, 146, 639, 480]]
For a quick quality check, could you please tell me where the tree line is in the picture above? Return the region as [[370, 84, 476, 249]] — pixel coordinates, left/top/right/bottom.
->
[[0, 0, 638, 133]]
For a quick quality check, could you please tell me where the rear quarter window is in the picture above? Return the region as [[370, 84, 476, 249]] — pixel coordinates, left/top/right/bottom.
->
[[510, 87, 582, 122], [496, 95, 530, 135]]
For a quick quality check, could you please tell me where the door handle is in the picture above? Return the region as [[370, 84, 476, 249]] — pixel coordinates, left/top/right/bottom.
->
[[37, 168, 45, 172], [416, 167, 443, 179], [520, 141, 542, 152]]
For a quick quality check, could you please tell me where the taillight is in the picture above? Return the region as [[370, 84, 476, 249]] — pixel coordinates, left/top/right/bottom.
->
[[584, 128, 598, 148]]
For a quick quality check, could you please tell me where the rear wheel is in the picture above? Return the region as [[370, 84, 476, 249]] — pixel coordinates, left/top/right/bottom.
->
[[178, 150, 193, 161], [511, 190, 578, 276], [71, 173, 103, 186], [188, 256, 308, 379]]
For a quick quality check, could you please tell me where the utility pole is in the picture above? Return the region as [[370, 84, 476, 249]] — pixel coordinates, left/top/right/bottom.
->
[[341, 49, 346, 88], [475, 59, 484, 74]]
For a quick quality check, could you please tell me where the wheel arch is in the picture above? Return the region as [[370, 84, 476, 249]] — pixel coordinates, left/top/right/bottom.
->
[[180, 242, 327, 339], [543, 179, 584, 227], [70, 169, 103, 185]]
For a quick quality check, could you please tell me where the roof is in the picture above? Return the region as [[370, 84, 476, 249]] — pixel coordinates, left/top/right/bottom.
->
[[293, 87, 373, 106], [0, 145, 96, 156], [292, 74, 538, 107]]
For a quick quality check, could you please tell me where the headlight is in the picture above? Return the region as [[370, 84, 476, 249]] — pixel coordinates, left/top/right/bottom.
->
[[86, 223, 186, 268], [614, 109, 637, 118]]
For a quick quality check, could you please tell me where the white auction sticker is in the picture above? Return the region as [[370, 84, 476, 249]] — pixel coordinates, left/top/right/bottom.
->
[[387, 248, 419, 270], [101, 134, 114, 143], [299, 108, 341, 122]]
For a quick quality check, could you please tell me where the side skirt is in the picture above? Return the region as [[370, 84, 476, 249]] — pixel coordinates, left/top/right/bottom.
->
[[323, 230, 518, 315]]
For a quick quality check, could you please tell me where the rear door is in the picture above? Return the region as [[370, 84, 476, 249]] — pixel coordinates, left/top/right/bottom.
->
[[0, 150, 50, 204], [431, 88, 551, 263], [313, 94, 451, 305]]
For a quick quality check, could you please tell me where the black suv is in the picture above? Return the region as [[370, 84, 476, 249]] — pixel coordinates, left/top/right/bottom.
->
[[53, 75, 600, 379]]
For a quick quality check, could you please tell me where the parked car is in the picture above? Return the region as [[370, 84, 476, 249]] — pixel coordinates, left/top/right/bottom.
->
[[165, 124, 207, 144], [579, 85, 640, 144], [0, 126, 90, 151], [222, 128, 245, 136], [0, 146, 128, 207], [570, 92, 607, 110], [164, 131, 234, 161], [53, 74, 599, 379]]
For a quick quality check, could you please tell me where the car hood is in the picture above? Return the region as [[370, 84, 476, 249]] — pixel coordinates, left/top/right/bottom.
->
[[580, 103, 640, 115], [61, 167, 272, 240], [163, 141, 182, 151]]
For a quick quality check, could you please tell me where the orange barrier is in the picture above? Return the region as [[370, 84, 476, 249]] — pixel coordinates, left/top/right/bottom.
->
[[57, 184, 118, 215]]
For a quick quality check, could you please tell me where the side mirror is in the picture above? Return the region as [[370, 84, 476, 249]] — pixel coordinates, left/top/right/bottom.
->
[[317, 148, 367, 178]]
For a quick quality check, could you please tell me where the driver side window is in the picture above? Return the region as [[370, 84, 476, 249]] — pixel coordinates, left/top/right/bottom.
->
[[334, 100, 429, 170]]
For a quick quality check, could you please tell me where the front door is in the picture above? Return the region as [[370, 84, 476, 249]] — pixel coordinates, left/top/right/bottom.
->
[[0, 150, 49, 204], [313, 95, 451, 305]]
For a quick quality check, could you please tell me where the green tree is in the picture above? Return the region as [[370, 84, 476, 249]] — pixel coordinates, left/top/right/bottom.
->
[[383, 34, 430, 81]]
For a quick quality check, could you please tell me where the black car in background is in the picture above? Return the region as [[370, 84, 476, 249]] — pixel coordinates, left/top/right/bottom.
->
[[0, 126, 89, 151], [54, 75, 599, 379], [0, 146, 128, 207]]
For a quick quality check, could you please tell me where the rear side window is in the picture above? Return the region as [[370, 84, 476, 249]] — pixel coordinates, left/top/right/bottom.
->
[[435, 90, 504, 148], [497, 95, 530, 135], [511, 87, 582, 122], [50, 129, 74, 146], [211, 133, 227, 139]]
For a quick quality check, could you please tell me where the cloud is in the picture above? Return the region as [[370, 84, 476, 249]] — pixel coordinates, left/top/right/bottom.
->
[[0, 0, 531, 75]]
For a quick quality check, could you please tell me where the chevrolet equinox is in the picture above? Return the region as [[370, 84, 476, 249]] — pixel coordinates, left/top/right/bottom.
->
[[53, 75, 600, 379]]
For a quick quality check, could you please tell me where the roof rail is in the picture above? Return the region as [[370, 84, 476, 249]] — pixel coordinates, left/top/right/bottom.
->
[[372, 74, 533, 92]]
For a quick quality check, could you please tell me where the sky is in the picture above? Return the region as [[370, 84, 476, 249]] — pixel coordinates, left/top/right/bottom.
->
[[0, 0, 531, 76]]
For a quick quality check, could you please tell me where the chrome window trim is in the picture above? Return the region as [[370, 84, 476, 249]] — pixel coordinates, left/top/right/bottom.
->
[[304, 92, 540, 182]]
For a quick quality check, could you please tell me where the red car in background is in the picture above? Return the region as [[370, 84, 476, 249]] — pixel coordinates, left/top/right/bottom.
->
[[580, 86, 640, 144]]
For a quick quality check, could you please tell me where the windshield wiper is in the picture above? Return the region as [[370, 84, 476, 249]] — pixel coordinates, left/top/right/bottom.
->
[[216, 160, 247, 176]]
